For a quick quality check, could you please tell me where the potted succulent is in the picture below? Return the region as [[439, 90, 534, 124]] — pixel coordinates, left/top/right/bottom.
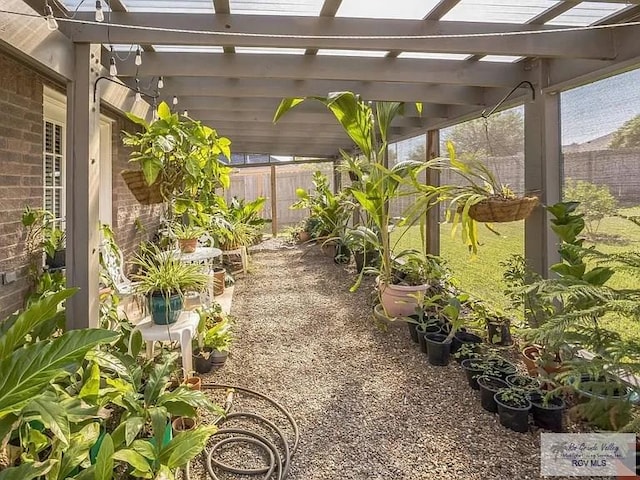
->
[[172, 223, 205, 253], [494, 387, 532, 433], [132, 244, 209, 325]]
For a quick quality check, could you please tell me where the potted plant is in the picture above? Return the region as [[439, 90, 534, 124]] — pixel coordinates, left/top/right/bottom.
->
[[21, 206, 66, 269], [494, 387, 532, 433], [506, 374, 540, 391], [172, 223, 205, 253], [477, 375, 509, 413], [193, 305, 232, 371], [424, 292, 469, 366], [132, 244, 209, 325], [275, 93, 447, 315], [205, 314, 233, 368], [528, 390, 565, 432], [122, 102, 231, 206], [432, 141, 538, 254]]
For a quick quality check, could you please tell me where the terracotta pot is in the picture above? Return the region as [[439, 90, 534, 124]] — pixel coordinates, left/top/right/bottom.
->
[[378, 279, 429, 317], [213, 267, 225, 296], [298, 231, 311, 243], [178, 238, 197, 253], [171, 417, 196, 435], [184, 376, 201, 391], [522, 345, 562, 376]]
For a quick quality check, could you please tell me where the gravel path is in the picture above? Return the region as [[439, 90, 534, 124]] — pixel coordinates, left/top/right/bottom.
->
[[195, 241, 610, 480]]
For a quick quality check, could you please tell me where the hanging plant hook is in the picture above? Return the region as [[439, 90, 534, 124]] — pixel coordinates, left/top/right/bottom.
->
[[481, 80, 536, 120]]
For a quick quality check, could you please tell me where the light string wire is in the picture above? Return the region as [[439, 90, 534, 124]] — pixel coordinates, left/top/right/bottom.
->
[[2, 8, 640, 41]]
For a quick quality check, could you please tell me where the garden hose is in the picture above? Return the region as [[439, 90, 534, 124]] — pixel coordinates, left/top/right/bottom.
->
[[184, 383, 299, 480]]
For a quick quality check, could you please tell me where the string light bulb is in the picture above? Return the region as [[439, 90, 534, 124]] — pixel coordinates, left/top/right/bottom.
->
[[182, 110, 188, 117], [44, 3, 58, 31], [135, 89, 142, 103], [157, 76, 164, 89], [95, 0, 104, 22], [109, 48, 117, 76], [135, 46, 142, 66], [172, 95, 178, 106]]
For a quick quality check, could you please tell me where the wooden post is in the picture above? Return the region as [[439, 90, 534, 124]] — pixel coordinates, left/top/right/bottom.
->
[[270, 164, 277, 237], [426, 129, 440, 256], [65, 43, 101, 328]]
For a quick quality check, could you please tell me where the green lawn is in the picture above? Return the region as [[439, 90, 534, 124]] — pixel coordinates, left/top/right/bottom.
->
[[391, 207, 640, 341]]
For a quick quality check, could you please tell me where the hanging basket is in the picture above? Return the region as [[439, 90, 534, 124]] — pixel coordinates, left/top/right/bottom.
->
[[469, 195, 539, 223], [121, 170, 164, 205]]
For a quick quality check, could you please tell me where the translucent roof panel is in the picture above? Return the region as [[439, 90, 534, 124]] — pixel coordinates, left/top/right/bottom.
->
[[235, 47, 306, 55], [115, 0, 214, 12], [442, 0, 559, 23], [153, 46, 225, 53], [337, 0, 440, 19], [229, 0, 324, 16], [317, 49, 389, 57], [398, 52, 470, 61], [547, 3, 627, 26], [479, 55, 523, 63], [62, 0, 93, 11]]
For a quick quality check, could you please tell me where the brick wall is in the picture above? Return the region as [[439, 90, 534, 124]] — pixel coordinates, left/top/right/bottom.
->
[[0, 51, 45, 319], [0, 50, 163, 319], [109, 111, 164, 272]]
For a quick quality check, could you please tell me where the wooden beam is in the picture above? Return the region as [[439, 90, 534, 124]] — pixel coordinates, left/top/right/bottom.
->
[[306, 0, 342, 55], [66, 13, 616, 60], [155, 78, 487, 105], [115, 53, 531, 88], [424, 0, 461, 20]]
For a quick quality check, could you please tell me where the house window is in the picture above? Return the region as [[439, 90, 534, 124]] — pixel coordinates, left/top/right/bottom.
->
[[43, 119, 65, 225]]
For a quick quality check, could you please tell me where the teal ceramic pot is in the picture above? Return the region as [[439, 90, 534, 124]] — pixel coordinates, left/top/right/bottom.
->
[[149, 293, 183, 325]]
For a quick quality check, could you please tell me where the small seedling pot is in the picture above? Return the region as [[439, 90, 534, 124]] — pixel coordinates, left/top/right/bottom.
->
[[461, 358, 486, 390], [172, 417, 197, 435], [528, 391, 565, 432], [451, 331, 483, 354], [477, 375, 508, 413], [417, 323, 441, 353], [424, 333, 452, 366], [494, 392, 531, 433], [184, 376, 201, 391]]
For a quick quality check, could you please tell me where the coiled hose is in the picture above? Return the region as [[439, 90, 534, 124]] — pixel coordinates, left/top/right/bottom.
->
[[184, 383, 299, 480]]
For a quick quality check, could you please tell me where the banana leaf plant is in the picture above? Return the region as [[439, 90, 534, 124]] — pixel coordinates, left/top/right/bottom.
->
[[274, 92, 447, 292]]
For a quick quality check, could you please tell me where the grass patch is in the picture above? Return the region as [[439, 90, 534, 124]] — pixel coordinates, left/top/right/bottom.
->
[[391, 207, 640, 341]]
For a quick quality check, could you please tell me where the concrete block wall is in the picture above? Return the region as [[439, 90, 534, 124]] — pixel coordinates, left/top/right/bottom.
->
[[0, 49, 162, 319]]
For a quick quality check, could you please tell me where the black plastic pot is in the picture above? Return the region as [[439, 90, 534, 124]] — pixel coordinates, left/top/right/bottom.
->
[[495, 393, 531, 433], [417, 324, 441, 353], [334, 243, 351, 264], [477, 376, 508, 413], [211, 350, 229, 367], [487, 321, 513, 346], [354, 250, 379, 273], [425, 333, 452, 366], [451, 331, 483, 354], [193, 350, 213, 374], [487, 358, 517, 380], [506, 374, 540, 391], [46, 249, 66, 269], [461, 358, 486, 390], [406, 314, 421, 343], [528, 391, 565, 432]]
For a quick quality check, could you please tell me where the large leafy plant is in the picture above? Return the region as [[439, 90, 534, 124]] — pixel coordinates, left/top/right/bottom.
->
[[275, 92, 444, 289], [123, 102, 232, 207]]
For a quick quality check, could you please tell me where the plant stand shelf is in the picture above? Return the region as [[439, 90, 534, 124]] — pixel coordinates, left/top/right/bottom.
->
[[134, 310, 199, 376]]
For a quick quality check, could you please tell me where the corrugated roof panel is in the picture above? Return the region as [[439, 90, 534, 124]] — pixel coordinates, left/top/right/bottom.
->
[[479, 55, 522, 62], [317, 49, 389, 57], [336, 0, 440, 19], [442, 0, 559, 23], [229, 0, 324, 16], [398, 52, 470, 60], [235, 47, 306, 54], [547, 2, 627, 26]]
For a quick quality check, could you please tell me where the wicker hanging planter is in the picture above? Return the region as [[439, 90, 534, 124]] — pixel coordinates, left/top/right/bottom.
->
[[121, 170, 165, 205], [468, 195, 539, 223]]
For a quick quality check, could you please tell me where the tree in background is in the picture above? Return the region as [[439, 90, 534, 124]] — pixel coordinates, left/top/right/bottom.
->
[[563, 179, 618, 237], [444, 109, 524, 157], [609, 114, 640, 148]]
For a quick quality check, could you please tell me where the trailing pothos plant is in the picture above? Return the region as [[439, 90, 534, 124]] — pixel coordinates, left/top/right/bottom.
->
[[123, 102, 232, 212]]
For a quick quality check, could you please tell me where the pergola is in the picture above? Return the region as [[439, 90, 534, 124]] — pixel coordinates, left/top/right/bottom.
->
[[2, 0, 640, 327]]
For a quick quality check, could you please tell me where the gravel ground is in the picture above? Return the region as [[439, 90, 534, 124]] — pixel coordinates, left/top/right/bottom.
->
[[189, 240, 613, 480]]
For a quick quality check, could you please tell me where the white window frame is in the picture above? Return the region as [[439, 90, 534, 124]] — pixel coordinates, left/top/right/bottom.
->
[[43, 87, 67, 229]]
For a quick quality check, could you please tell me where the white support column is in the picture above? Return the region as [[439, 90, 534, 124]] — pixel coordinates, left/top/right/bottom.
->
[[65, 43, 101, 328], [524, 60, 562, 278]]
